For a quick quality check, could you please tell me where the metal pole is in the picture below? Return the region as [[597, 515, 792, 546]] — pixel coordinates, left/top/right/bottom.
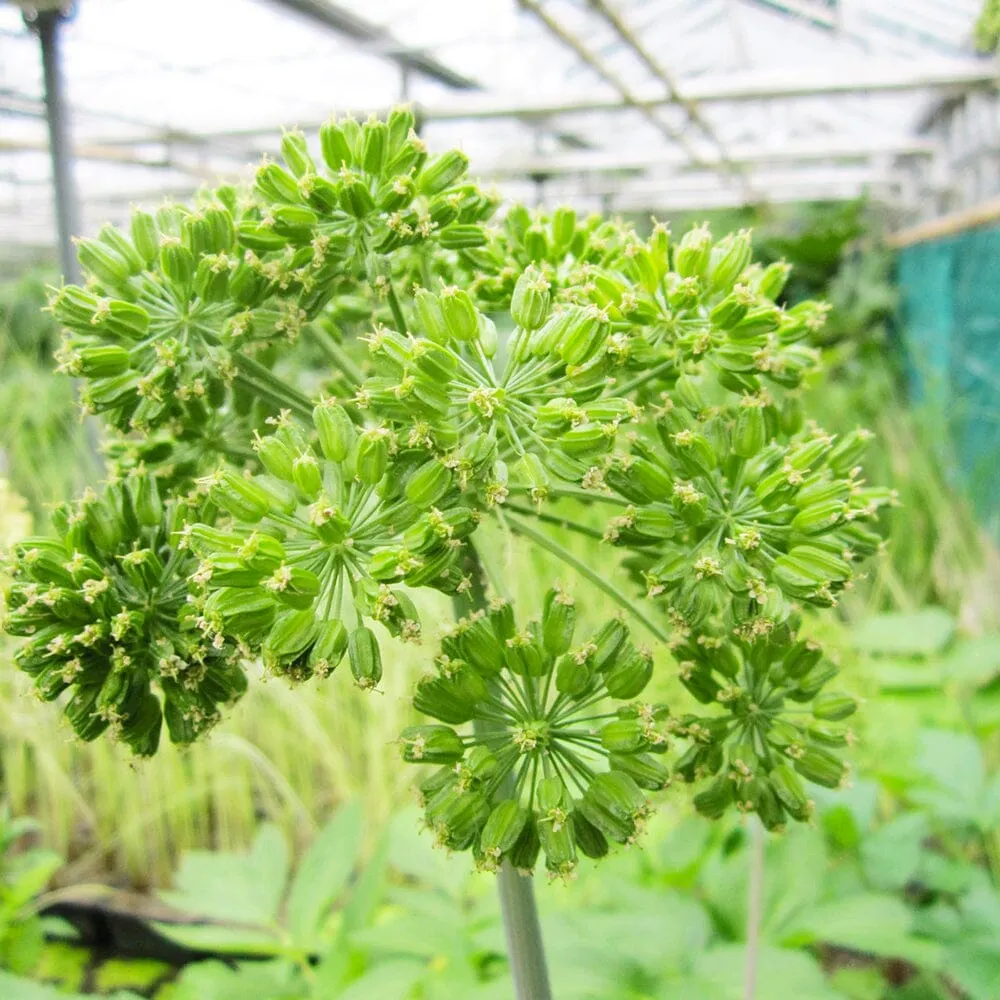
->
[[31, 5, 81, 282]]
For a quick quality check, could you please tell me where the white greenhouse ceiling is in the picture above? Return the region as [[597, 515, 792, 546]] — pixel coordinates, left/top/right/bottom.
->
[[0, 0, 995, 253]]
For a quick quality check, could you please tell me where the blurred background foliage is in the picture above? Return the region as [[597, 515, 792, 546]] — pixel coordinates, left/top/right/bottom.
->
[[2, 200, 999, 998]]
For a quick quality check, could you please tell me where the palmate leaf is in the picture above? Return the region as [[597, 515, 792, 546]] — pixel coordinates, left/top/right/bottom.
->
[[157, 822, 288, 927]]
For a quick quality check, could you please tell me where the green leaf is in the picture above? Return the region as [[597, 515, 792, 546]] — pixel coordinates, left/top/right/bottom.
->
[[158, 823, 289, 927], [941, 635, 1000, 686], [342, 828, 390, 935], [0, 850, 61, 917], [286, 802, 363, 949], [909, 729, 986, 827], [163, 959, 301, 1000], [943, 941, 1000, 1000], [150, 921, 287, 957], [0, 969, 143, 1000], [336, 961, 425, 1000], [672, 944, 841, 999], [871, 658, 943, 691], [860, 813, 928, 890], [786, 893, 943, 968], [851, 608, 955, 656]]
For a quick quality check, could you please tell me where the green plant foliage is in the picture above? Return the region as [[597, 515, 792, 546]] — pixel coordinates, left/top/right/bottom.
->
[[1, 107, 887, 862], [0, 808, 62, 976]]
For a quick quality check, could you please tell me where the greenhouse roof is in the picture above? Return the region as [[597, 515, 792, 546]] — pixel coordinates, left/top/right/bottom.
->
[[0, 0, 995, 254]]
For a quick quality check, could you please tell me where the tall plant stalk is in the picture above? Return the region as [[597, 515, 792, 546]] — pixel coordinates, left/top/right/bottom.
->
[[461, 544, 553, 1000]]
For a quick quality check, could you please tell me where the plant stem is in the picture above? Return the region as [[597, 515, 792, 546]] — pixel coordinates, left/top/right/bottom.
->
[[457, 542, 553, 1000], [232, 352, 314, 420], [743, 817, 765, 1000], [308, 326, 365, 386], [387, 284, 408, 335], [504, 512, 672, 644], [614, 357, 675, 397], [496, 861, 552, 1000]]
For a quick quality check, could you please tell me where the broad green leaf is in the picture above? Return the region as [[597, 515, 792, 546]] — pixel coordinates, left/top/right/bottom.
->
[[341, 828, 390, 935], [0, 850, 61, 916], [386, 808, 468, 897], [151, 921, 287, 957], [828, 967, 885, 1000], [859, 812, 928, 890], [872, 658, 942, 691], [786, 893, 942, 968], [909, 729, 985, 827], [337, 960, 424, 1000], [543, 890, 711, 977], [675, 944, 841, 999], [941, 635, 1000, 686], [852, 608, 955, 656], [286, 802, 363, 948], [943, 942, 1000, 1000], [162, 959, 301, 1000], [158, 823, 289, 926], [0, 969, 143, 1000]]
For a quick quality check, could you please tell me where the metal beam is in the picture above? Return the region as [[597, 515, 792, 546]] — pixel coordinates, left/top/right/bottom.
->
[[328, 61, 997, 122], [265, 0, 478, 89], [516, 0, 711, 167], [743, 0, 837, 30], [585, 0, 738, 168], [479, 135, 937, 178], [266, 0, 590, 150]]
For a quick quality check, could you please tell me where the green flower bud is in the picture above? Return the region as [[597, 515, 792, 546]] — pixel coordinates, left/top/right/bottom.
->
[[264, 608, 319, 662], [418, 150, 469, 195], [130, 209, 159, 266], [354, 428, 391, 485], [758, 260, 791, 300], [348, 626, 383, 690], [674, 224, 712, 279], [610, 752, 670, 791], [320, 120, 354, 172], [511, 266, 552, 331], [211, 470, 272, 522], [265, 565, 321, 610], [480, 800, 529, 865], [793, 746, 847, 789], [708, 229, 753, 294], [605, 643, 653, 699], [414, 668, 488, 724], [438, 286, 479, 341], [572, 808, 610, 859], [693, 776, 733, 820], [158, 237, 195, 291], [292, 452, 323, 499], [308, 620, 349, 677], [75, 238, 132, 287], [400, 724, 464, 763], [812, 691, 857, 721], [770, 764, 812, 821], [405, 460, 453, 508]]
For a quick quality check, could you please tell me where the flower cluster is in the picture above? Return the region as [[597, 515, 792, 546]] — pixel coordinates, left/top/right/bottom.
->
[[181, 404, 473, 684], [2, 109, 889, 858], [2, 475, 244, 754], [400, 593, 670, 879]]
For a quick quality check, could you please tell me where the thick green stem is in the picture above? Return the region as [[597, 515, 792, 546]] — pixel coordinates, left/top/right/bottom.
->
[[457, 543, 553, 1000], [504, 512, 672, 645]]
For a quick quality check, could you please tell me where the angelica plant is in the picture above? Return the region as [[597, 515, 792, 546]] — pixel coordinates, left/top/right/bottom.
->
[[1, 107, 890, 1000]]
